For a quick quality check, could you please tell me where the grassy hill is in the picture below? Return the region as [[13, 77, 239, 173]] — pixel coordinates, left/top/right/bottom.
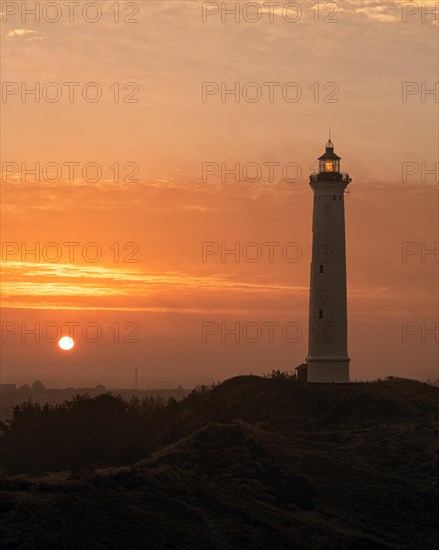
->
[[0, 375, 438, 549]]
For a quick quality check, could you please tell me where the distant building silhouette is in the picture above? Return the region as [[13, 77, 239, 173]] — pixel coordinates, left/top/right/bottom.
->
[[32, 380, 46, 392], [0, 384, 16, 393], [295, 364, 308, 382]]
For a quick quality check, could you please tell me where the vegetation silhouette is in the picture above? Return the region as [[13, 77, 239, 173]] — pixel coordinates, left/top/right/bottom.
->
[[0, 373, 438, 549]]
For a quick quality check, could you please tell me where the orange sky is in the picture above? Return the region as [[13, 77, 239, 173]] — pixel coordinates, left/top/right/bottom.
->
[[1, 1, 438, 387]]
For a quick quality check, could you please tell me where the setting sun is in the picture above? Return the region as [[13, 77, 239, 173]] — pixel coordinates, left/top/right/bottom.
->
[[58, 336, 74, 351]]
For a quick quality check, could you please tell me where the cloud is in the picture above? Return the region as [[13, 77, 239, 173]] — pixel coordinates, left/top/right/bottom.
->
[[6, 28, 47, 41], [355, 6, 399, 23], [6, 29, 36, 37]]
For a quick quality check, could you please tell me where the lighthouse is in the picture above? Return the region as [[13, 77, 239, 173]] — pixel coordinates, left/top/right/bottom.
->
[[306, 136, 351, 383]]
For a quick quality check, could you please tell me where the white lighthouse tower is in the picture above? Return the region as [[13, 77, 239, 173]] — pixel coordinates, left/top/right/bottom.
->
[[306, 136, 351, 383]]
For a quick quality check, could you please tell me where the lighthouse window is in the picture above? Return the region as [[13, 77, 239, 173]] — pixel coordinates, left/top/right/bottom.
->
[[319, 265, 324, 273], [319, 309, 323, 319]]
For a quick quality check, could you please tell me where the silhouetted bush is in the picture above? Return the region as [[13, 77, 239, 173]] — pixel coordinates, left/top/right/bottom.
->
[[0, 393, 169, 473]]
